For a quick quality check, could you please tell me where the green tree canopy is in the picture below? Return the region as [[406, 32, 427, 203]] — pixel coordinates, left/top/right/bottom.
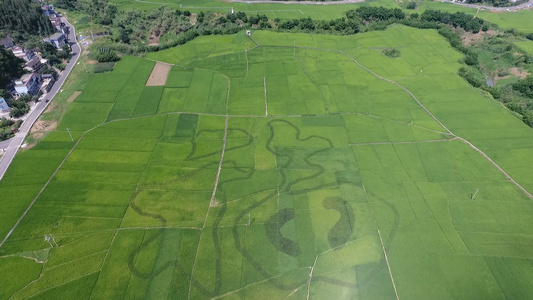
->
[[0, 0, 54, 36], [0, 47, 24, 89]]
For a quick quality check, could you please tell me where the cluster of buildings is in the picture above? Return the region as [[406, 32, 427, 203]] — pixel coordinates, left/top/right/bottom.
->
[[0, 37, 56, 99], [0, 4, 68, 107]]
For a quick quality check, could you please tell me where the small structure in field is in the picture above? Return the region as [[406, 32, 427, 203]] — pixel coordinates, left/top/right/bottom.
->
[[246, 30, 251, 36]]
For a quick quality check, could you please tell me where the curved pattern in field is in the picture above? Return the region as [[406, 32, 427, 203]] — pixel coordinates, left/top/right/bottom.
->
[[3, 28, 533, 299]]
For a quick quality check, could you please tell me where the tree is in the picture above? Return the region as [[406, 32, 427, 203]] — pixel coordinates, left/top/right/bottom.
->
[[40, 42, 58, 57], [55, 0, 78, 10], [407, 2, 417, 9], [513, 76, 533, 98], [0, 0, 54, 36], [463, 52, 479, 66], [62, 44, 72, 54], [0, 47, 24, 89]]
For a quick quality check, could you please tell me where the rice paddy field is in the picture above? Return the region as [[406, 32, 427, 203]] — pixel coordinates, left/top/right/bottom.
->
[[516, 40, 533, 54], [2, 26, 533, 299]]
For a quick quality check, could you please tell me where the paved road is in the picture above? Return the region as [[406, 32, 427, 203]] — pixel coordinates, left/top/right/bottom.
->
[[136, 0, 365, 5], [439, 0, 533, 11], [0, 17, 81, 182], [226, 0, 532, 7]]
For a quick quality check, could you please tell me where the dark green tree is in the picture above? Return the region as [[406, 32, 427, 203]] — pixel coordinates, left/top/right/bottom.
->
[[0, 0, 54, 36], [0, 47, 24, 89]]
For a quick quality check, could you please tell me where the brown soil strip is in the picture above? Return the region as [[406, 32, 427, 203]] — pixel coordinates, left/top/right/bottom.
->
[[146, 62, 172, 86], [190, 13, 198, 25], [509, 67, 530, 79], [67, 91, 82, 103], [148, 33, 160, 46], [31, 120, 58, 133]]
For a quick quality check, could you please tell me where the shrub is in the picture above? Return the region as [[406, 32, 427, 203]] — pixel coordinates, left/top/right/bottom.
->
[[383, 48, 401, 58], [94, 62, 115, 73]]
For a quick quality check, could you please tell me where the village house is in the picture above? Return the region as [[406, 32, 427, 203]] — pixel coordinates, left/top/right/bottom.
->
[[10, 46, 36, 62], [14, 73, 42, 96], [0, 98, 9, 112], [43, 32, 67, 49], [24, 57, 45, 72], [49, 17, 68, 34], [40, 74, 56, 93], [40, 4, 55, 17], [0, 37, 14, 49]]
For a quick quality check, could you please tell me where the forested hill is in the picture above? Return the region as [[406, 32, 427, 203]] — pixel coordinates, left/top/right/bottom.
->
[[0, 0, 54, 36]]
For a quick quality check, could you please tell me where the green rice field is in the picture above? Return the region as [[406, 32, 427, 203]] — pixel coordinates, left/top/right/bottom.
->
[[516, 40, 533, 54], [2, 26, 533, 299]]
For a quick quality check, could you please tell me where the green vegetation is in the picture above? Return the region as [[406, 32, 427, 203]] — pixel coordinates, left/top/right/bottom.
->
[[383, 48, 401, 58], [93, 62, 115, 73], [0, 47, 24, 90], [0, 118, 22, 140], [2, 26, 533, 298], [465, 0, 527, 7], [0, 0, 54, 36]]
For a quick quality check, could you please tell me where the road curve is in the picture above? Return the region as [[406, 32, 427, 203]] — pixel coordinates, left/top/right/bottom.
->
[[0, 17, 81, 182], [225, 0, 532, 8], [135, 0, 365, 5], [439, 0, 533, 11], [225, 0, 364, 4]]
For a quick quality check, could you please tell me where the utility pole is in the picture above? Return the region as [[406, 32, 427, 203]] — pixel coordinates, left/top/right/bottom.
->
[[471, 188, 479, 200], [66, 128, 74, 142], [44, 235, 53, 247], [49, 234, 59, 247]]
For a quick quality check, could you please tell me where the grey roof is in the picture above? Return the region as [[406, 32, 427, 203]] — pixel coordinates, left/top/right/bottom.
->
[[0, 37, 13, 46], [25, 57, 41, 68], [49, 32, 65, 40]]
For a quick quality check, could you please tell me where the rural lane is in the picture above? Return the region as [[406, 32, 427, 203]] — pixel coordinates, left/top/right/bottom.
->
[[0, 17, 81, 182], [440, 0, 533, 11], [225, 0, 533, 10]]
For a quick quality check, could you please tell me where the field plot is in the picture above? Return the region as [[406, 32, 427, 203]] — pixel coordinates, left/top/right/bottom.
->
[[2, 28, 533, 299]]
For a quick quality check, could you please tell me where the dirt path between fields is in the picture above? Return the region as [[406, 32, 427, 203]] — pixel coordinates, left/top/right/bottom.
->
[[146, 62, 172, 86], [340, 50, 533, 200]]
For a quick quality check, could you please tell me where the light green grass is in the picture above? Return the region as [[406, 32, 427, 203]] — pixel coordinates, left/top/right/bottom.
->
[[516, 40, 533, 54]]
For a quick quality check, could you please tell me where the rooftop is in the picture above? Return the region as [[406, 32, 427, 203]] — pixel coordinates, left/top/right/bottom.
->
[[25, 58, 41, 68], [49, 32, 65, 40], [17, 73, 34, 84], [0, 37, 13, 46]]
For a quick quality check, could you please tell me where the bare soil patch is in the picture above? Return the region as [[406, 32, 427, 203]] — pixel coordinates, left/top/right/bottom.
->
[[461, 29, 496, 47], [44, 101, 57, 114], [148, 33, 160, 46], [31, 120, 58, 133], [190, 13, 198, 25], [509, 67, 530, 79], [146, 62, 172, 86], [67, 91, 82, 103]]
